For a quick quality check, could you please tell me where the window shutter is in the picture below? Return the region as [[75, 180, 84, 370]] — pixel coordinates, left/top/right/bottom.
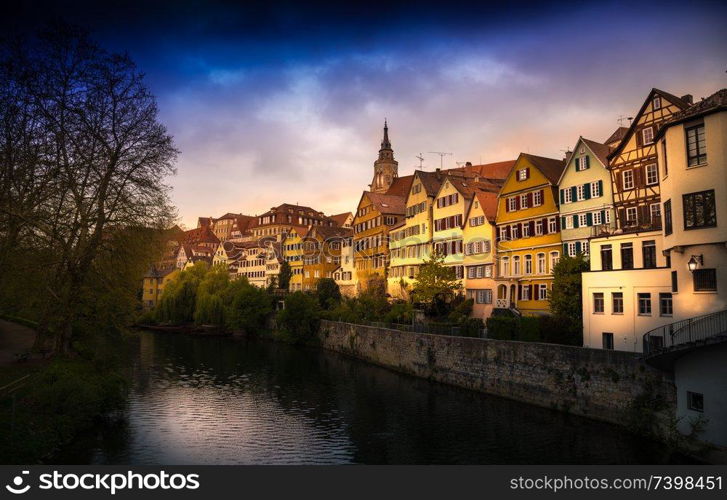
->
[[527, 192, 533, 206], [618, 208, 625, 226], [555, 217, 560, 231], [539, 190, 544, 205], [506, 225, 511, 240], [515, 196, 520, 210], [525, 168, 530, 179], [585, 156, 590, 169], [586, 212, 593, 226], [584, 183, 591, 200], [529, 221, 535, 235], [575, 241, 582, 254], [505, 198, 510, 212], [601, 210, 606, 223], [559, 189, 564, 204], [517, 285, 522, 301], [598, 180, 603, 197], [561, 216, 566, 228], [529, 285, 534, 300], [575, 157, 580, 170], [571, 186, 577, 201], [563, 243, 568, 254], [573, 215, 579, 228]]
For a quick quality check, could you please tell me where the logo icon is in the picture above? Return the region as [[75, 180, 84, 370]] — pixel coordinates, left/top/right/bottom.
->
[[5, 471, 30, 495]]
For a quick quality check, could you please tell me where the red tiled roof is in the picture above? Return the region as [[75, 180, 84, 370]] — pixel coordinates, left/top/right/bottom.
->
[[474, 191, 499, 222], [384, 175, 414, 197], [520, 153, 566, 185], [366, 191, 407, 215], [330, 212, 352, 227]]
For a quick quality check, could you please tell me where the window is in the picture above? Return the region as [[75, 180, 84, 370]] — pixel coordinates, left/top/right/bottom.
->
[[535, 220, 543, 235], [567, 241, 577, 257], [659, 293, 673, 316], [642, 126, 654, 145], [664, 200, 673, 235], [522, 223, 530, 238], [508, 197, 517, 212], [650, 203, 661, 224], [623, 170, 634, 190], [513, 256, 521, 275], [662, 140, 668, 177], [687, 392, 704, 412], [642, 240, 657, 269], [576, 155, 590, 171], [590, 181, 601, 198], [602, 333, 614, 350], [550, 251, 560, 270], [518, 168, 529, 181], [511, 224, 519, 239], [579, 213, 588, 227], [612, 292, 623, 314], [638, 293, 652, 315], [621, 243, 633, 270], [476, 289, 492, 304], [671, 270, 678, 293], [646, 164, 658, 185], [653, 96, 661, 110], [693, 269, 717, 292], [686, 124, 706, 167], [577, 184, 586, 201], [548, 218, 557, 234], [525, 255, 532, 274], [601, 245, 612, 271], [625, 207, 638, 226], [520, 194, 529, 209], [593, 293, 604, 313], [532, 191, 542, 206], [593, 211, 602, 225], [563, 188, 572, 203], [538, 284, 548, 300], [683, 190, 716, 230], [537, 253, 546, 274], [564, 216, 573, 230], [500, 257, 510, 277], [521, 285, 530, 301], [582, 240, 590, 256]]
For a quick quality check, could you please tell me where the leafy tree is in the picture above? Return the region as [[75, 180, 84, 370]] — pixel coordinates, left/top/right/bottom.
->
[[277, 292, 321, 343], [278, 261, 292, 290], [156, 262, 208, 324], [225, 278, 273, 332], [549, 254, 589, 344], [411, 253, 462, 317], [384, 301, 413, 324], [193, 265, 230, 325], [316, 278, 341, 309]]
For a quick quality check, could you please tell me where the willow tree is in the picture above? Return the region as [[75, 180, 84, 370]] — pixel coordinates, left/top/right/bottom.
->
[[0, 24, 177, 354]]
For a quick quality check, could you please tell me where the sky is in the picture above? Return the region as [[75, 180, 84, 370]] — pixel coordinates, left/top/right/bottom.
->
[[7, 1, 727, 228]]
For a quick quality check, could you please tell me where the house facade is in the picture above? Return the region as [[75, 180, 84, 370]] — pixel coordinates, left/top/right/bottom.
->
[[463, 191, 498, 320], [282, 227, 308, 291], [495, 154, 565, 316]]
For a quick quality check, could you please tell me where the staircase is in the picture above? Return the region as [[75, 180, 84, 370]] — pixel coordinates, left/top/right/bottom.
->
[[643, 309, 727, 369]]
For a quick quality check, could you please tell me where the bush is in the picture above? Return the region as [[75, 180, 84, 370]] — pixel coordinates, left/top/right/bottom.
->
[[277, 292, 321, 343], [460, 317, 484, 337], [384, 301, 413, 324], [316, 278, 341, 310], [225, 278, 273, 333], [447, 296, 473, 323], [486, 316, 521, 340]]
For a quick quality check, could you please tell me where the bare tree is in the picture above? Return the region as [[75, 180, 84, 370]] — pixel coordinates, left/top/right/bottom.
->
[[0, 23, 178, 354]]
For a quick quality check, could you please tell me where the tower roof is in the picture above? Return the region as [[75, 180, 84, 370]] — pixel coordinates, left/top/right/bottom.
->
[[380, 119, 392, 151]]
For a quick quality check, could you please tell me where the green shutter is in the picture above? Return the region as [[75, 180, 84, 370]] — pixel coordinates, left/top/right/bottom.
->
[[559, 189, 564, 204], [561, 216, 566, 228], [563, 243, 568, 254], [585, 156, 590, 169], [584, 183, 591, 199], [571, 186, 577, 201], [586, 212, 593, 226], [573, 215, 579, 228], [598, 179, 603, 197], [574, 158, 580, 170], [601, 210, 606, 223], [575, 241, 582, 254]]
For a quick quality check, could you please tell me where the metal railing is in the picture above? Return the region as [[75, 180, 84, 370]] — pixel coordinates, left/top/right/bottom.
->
[[643, 309, 727, 356], [334, 319, 486, 338], [0, 374, 31, 434]]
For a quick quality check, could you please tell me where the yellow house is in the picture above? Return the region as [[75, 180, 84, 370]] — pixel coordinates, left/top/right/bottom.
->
[[495, 153, 566, 316], [302, 226, 353, 291], [142, 267, 179, 309], [463, 191, 499, 320], [282, 226, 308, 291], [352, 178, 411, 291]]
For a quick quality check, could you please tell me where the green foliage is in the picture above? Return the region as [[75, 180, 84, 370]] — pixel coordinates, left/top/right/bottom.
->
[[485, 314, 579, 344], [277, 292, 321, 343], [156, 262, 209, 324], [193, 265, 230, 325], [549, 254, 588, 338], [278, 261, 292, 290], [447, 295, 473, 323], [316, 278, 342, 310], [384, 301, 414, 324], [225, 278, 273, 332], [411, 254, 462, 317], [460, 318, 485, 337]]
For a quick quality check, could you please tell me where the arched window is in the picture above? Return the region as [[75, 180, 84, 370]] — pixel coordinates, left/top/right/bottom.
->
[[537, 253, 546, 274], [524, 255, 533, 274], [500, 256, 509, 277], [513, 256, 521, 276], [549, 251, 560, 273]]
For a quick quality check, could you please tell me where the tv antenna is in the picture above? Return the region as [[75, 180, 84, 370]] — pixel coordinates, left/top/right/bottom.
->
[[617, 115, 634, 127], [415, 153, 425, 169], [428, 151, 453, 169]]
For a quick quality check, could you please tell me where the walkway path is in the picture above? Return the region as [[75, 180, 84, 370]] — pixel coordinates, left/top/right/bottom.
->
[[0, 319, 36, 366]]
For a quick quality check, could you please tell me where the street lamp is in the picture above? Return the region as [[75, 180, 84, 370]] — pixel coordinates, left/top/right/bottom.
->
[[687, 254, 703, 273]]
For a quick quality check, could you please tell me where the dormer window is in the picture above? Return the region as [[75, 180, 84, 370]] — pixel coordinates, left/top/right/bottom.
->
[[653, 96, 661, 110], [517, 168, 529, 181]]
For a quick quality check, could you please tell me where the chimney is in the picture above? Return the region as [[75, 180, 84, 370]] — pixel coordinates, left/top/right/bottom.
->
[[681, 94, 693, 105], [465, 161, 472, 167]]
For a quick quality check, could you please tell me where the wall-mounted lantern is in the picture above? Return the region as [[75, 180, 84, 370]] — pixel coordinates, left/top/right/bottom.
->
[[687, 254, 703, 273]]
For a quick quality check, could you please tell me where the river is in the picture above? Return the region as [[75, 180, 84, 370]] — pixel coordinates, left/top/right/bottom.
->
[[55, 331, 690, 464]]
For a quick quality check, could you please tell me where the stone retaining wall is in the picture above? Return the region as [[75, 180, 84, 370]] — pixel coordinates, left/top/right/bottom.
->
[[319, 320, 676, 425]]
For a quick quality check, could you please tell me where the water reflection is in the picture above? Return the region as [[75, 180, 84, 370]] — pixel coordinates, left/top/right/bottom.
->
[[56, 331, 687, 464]]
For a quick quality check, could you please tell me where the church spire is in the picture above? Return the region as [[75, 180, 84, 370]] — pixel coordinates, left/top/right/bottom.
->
[[380, 119, 392, 151]]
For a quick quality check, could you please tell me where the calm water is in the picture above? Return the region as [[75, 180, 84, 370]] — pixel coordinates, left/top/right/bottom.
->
[[56, 331, 689, 464]]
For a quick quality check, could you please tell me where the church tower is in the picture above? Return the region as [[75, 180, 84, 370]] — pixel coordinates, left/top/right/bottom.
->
[[369, 120, 399, 193]]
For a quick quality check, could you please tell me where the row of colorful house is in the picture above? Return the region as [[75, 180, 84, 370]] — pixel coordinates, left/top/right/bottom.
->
[[145, 87, 727, 358]]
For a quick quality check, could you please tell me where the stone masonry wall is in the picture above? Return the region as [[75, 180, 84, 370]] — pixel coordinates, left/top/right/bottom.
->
[[319, 320, 676, 425]]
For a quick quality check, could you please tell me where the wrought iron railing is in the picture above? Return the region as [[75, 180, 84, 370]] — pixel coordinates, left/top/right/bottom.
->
[[643, 309, 727, 356], [328, 319, 486, 338]]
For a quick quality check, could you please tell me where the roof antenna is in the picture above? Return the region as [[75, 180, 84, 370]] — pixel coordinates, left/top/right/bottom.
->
[[415, 153, 425, 169], [428, 151, 453, 170]]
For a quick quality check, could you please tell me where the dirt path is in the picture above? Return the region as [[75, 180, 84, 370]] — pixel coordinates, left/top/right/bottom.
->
[[0, 319, 36, 366]]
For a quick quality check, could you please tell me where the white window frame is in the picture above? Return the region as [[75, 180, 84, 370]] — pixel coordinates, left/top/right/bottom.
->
[[646, 163, 658, 185], [521, 285, 530, 301], [563, 188, 573, 203], [626, 207, 638, 225], [513, 256, 521, 276], [593, 211, 602, 225], [642, 126, 654, 145], [548, 217, 557, 234], [538, 284, 548, 300], [535, 220, 543, 235], [590, 181, 601, 198], [567, 241, 577, 257], [653, 96, 661, 110], [525, 255, 532, 274], [579, 213, 588, 227], [550, 251, 560, 271], [582, 240, 590, 256], [522, 223, 530, 238], [623, 170, 634, 190], [518, 168, 528, 181], [565, 217, 574, 229], [605, 210, 612, 224], [520, 194, 529, 209], [536, 253, 546, 274], [650, 203, 661, 221], [577, 185, 586, 201], [508, 197, 517, 211], [532, 191, 542, 206]]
